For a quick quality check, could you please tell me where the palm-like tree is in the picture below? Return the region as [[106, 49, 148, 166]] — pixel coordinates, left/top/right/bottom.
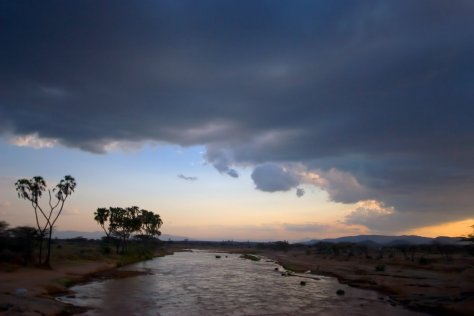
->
[[15, 175, 76, 267]]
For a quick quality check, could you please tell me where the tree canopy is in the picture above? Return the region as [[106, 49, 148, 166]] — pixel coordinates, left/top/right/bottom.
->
[[94, 206, 162, 253]]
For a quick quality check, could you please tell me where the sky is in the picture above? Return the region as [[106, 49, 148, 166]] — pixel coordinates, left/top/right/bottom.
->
[[1, 1, 473, 241]]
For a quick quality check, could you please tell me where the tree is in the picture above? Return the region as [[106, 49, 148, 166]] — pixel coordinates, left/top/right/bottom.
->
[[94, 206, 162, 253], [8, 226, 39, 265], [94, 207, 111, 237], [0, 220, 8, 233], [0, 221, 9, 252], [15, 175, 76, 267], [139, 209, 163, 239]]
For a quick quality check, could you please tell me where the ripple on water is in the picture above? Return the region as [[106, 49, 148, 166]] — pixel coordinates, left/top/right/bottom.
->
[[58, 251, 428, 316]]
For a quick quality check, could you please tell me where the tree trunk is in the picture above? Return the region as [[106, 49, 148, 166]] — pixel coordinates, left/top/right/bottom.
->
[[45, 228, 53, 267], [38, 237, 43, 265], [115, 240, 120, 254]]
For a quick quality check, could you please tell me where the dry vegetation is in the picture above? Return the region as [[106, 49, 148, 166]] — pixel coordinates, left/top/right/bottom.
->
[[254, 241, 474, 316]]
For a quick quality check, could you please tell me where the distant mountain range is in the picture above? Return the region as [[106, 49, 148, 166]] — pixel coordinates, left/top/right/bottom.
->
[[298, 235, 468, 246], [53, 230, 189, 241]]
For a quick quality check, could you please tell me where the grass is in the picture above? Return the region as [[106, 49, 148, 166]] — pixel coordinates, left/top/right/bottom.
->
[[240, 254, 261, 261], [51, 239, 170, 264], [117, 251, 154, 267]]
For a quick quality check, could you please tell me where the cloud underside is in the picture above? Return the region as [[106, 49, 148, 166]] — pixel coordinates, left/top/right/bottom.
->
[[1, 1, 474, 232]]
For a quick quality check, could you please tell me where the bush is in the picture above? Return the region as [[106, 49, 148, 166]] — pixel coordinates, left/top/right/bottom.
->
[[375, 264, 385, 272], [240, 254, 261, 261], [419, 257, 430, 265], [100, 245, 112, 255]]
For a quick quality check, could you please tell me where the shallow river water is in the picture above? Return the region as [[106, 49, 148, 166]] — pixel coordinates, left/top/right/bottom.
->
[[58, 250, 428, 316]]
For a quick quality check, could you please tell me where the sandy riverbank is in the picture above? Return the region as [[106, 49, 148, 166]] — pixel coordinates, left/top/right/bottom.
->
[[258, 249, 474, 316], [0, 260, 117, 315]]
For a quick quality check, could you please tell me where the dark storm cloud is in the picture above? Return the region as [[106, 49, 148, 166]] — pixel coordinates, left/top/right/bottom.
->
[[1, 1, 474, 230]]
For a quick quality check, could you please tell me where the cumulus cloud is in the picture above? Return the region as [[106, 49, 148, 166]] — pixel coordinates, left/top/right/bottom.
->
[[251, 164, 300, 192], [204, 146, 239, 178], [249, 163, 368, 203], [345, 200, 395, 226], [315, 169, 369, 204], [178, 174, 198, 181]]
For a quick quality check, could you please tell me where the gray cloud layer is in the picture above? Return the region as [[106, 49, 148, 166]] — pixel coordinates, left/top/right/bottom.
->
[[1, 1, 474, 231]]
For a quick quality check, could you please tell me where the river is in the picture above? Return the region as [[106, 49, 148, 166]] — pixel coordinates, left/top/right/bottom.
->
[[58, 250, 428, 315]]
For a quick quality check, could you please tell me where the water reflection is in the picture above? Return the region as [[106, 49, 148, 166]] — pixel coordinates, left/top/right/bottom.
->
[[59, 251, 427, 316]]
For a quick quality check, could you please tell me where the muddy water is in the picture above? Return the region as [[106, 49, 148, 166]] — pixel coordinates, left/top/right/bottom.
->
[[58, 250, 428, 316]]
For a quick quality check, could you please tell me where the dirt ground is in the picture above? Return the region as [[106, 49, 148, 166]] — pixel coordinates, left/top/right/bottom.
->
[[0, 260, 115, 315], [258, 249, 474, 316]]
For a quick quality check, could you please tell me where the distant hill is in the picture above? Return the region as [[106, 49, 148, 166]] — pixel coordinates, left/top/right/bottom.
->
[[53, 230, 104, 240], [298, 235, 466, 246], [324, 235, 433, 245], [53, 231, 468, 245], [53, 230, 189, 241]]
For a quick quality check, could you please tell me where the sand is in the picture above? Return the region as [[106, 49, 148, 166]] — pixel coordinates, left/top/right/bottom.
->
[[0, 261, 115, 315]]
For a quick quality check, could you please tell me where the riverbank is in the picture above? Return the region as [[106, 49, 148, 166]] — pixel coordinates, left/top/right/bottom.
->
[[257, 248, 474, 316], [0, 247, 173, 315], [0, 260, 115, 315], [1, 244, 473, 315]]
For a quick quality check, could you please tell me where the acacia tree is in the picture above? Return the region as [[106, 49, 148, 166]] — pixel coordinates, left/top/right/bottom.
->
[[94, 206, 162, 253], [15, 175, 76, 267], [94, 207, 111, 238], [139, 209, 163, 239]]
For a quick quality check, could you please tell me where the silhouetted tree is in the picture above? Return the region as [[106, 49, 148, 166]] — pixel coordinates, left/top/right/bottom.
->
[[94, 207, 111, 237], [94, 206, 162, 253], [465, 225, 474, 243], [9, 226, 39, 265], [0, 221, 8, 233], [15, 175, 76, 267], [139, 209, 163, 239], [272, 240, 290, 251], [0, 221, 9, 252]]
